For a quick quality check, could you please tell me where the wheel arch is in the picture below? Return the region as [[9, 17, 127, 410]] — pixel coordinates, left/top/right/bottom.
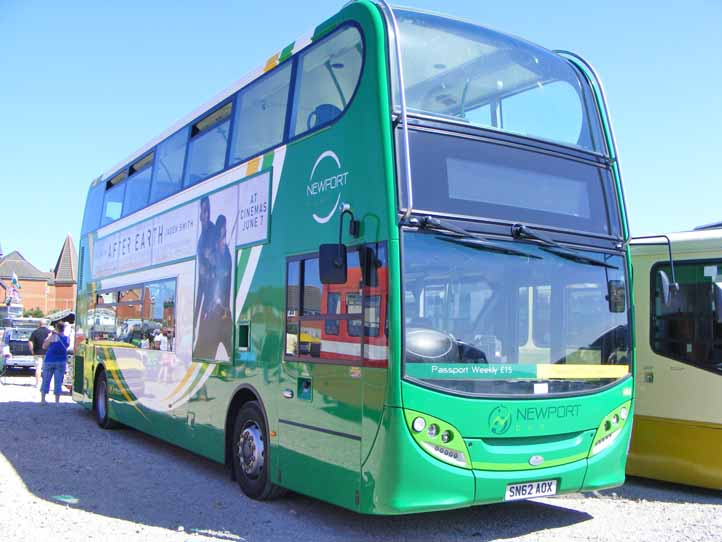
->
[[224, 383, 269, 471]]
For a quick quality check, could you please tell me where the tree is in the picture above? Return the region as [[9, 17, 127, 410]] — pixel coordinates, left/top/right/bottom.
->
[[23, 307, 45, 318]]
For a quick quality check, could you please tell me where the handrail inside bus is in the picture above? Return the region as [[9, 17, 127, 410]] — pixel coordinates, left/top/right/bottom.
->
[[374, 0, 414, 224], [555, 50, 631, 241]]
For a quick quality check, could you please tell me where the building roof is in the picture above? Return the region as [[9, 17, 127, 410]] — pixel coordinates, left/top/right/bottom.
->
[[0, 251, 53, 281], [53, 235, 77, 284]]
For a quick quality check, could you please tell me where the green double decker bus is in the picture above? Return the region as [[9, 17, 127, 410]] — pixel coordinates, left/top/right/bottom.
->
[[73, 1, 634, 514]]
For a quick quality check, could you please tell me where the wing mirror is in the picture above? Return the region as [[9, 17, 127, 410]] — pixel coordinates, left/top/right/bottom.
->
[[657, 269, 678, 306], [607, 280, 626, 313], [319, 203, 359, 285], [319, 243, 348, 284]]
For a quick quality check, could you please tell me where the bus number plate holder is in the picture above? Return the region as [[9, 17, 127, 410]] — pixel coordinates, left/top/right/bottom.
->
[[504, 480, 557, 501]]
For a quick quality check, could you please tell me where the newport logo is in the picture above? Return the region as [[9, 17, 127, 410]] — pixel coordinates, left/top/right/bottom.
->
[[306, 150, 349, 224], [488, 405, 512, 435]]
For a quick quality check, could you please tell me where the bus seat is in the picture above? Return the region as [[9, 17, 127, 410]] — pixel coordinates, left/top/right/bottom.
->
[[307, 103, 342, 130]]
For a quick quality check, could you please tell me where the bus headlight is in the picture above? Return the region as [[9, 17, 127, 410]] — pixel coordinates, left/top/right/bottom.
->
[[404, 409, 471, 469], [590, 401, 631, 456], [412, 417, 426, 432]]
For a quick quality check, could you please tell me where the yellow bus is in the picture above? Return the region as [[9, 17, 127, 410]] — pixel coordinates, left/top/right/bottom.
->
[[628, 226, 722, 489]]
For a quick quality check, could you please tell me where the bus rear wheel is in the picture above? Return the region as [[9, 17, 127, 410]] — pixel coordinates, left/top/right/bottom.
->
[[94, 369, 119, 429], [232, 401, 283, 500]]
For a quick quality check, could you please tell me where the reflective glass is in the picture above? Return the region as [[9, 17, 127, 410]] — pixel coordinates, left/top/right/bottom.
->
[[286, 261, 301, 356], [230, 63, 291, 164], [395, 10, 605, 152], [122, 167, 152, 216], [404, 129, 618, 236], [151, 128, 188, 202], [290, 26, 363, 137], [100, 183, 125, 226], [184, 118, 230, 187], [402, 230, 630, 396], [143, 280, 176, 351], [652, 261, 722, 373], [82, 183, 105, 234]]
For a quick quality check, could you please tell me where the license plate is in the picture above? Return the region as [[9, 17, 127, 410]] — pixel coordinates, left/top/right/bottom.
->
[[505, 480, 557, 501]]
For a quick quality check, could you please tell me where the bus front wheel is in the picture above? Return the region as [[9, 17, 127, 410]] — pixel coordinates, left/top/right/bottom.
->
[[232, 401, 283, 500], [94, 369, 119, 429]]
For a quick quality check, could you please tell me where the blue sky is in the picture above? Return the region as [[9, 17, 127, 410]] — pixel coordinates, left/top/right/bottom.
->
[[1, 1, 720, 271]]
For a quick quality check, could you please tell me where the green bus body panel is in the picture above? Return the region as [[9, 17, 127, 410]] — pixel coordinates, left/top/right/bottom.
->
[[358, 402, 632, 514], [400, 378, 633, 439], [71, 0, 634, 515]]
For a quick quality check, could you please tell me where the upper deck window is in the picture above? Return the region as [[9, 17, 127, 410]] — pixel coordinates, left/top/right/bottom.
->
[[101, 172, 126, 226], [395, 10, 605, 153], [122, 152, 154, 217], [184, 102, 232, 187], [150, 128, 188, 203], [230, 62, 292, 165], [290, 25, 363, 138]]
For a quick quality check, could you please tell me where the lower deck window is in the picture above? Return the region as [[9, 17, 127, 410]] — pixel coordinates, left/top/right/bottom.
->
[[652, 260, 722, 373], [89, 278, 177, 351]]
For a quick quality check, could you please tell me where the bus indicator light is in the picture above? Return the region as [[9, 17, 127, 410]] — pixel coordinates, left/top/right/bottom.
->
[[427, 424, 439, 437], [441, 430, 453, 443]]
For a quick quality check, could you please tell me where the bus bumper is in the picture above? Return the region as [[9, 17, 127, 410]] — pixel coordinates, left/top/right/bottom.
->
[[4, 355, 36, 369], [361, 405, 632, 514]]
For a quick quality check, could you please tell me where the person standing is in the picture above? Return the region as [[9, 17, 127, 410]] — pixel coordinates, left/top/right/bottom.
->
[[40, 321, 70, 404], [28, 321, 52, 387]]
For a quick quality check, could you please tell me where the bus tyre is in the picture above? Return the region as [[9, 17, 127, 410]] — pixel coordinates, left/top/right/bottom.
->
[[94, 369, 119, 429], [232, 401, 283, 500]]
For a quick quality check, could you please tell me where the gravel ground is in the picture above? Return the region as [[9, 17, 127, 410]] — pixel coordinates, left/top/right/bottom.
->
[[1, 372, 720, 542]]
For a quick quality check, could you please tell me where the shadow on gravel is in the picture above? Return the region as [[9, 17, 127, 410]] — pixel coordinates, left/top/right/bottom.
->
[[0, 385, 592, 542], [589, 476, 722, 505]]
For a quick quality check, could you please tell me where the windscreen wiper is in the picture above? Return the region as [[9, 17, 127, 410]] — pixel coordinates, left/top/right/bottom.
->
[[439, 236, 542, 259], [511, 223, 617, 269], [412, 216, 540, 259]]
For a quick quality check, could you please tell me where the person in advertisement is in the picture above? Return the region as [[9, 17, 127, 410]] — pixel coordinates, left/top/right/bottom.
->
[[193, 203, 233, 360], [194, 196, 217, 326]]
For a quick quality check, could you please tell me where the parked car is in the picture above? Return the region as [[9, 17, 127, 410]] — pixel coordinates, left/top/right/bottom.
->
[[2, 325, 37, 370]]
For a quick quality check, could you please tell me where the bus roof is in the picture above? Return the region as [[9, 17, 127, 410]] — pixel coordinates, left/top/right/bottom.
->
[[93, 27, 317, 188], [631, 228, 722, 256]]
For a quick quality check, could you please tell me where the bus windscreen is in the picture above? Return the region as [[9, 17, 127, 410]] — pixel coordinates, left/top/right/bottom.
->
[[402, 230, 630, 397], [395, 9, 605, 153]]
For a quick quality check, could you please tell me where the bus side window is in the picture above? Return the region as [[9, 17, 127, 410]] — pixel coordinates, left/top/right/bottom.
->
[[91, 290, 118, 341], [143, 279, 177, 351], [652, 261, 722, 370], [184, 102, 233, 187], [150, 128, 188, 204], [230, 62, 292, 165], [286, 261, 301, 356], [101, 179, 126, 227], [82, 182, 105, 234], [122, 153, 154, 217], [285, 252, 362, 362], [361, 243, 388, 365], [289, 25, 364, 138]]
